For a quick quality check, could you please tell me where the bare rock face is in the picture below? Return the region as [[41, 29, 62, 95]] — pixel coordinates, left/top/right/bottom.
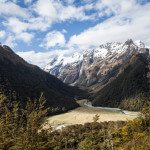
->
[[44, 39, 149, 88], [44, 53, 83, 85]]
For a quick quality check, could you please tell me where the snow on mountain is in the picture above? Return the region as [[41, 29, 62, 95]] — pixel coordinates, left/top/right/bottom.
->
[[134, 40, 145, 48], [44, 52, 82, 71], [44, 39, 149, 86], [94, 48, 108, 58]]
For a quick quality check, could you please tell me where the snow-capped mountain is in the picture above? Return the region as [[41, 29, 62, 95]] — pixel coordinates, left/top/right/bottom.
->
[[44, 39, 149, 87]]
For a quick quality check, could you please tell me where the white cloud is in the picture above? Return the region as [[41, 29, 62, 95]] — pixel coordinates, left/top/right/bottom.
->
[[24, 0, 33, 5], [1, 0, 99, 48], [0, 30, 6, 39], [5, 16, 51, 34], [41, 31, 66, 48], [4, 35, 16, 48], [34, 0, 57, 19], [68, 1, 150, 49], [4, 18, 34, 43], [0, 1, 29, 18], [16, 32, 34, 43], [58, 4, 94, 21], [17, 51, 52, 67], [62, 29, 67, 34], [33, 0, 95, 22], [3, 0, 95, 44], [5, 17, 28, 34], [96, 0, 137, 14], [28, 17, 52, 31], [17, 48, 80, 67]]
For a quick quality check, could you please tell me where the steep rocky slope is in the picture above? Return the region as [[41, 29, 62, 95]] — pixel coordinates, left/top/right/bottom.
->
[[44, 39, 149, 89], [0, 44, 81, 114], [92, 53, 149, 109]]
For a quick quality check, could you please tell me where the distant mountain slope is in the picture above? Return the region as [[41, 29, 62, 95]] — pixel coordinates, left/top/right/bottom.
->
[[0, 44, 81, 114], [44, 39, 149, 88], [92, 53, 149, 109]]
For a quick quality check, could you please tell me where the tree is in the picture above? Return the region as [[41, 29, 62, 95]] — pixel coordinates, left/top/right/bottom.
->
[[78, 139, 92, 150], [0, 93, 51, 150], [93, 114, 100, 123]]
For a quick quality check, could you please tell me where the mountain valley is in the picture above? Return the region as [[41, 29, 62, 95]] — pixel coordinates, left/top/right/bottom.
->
[[44, 39, 150, 110], [0, 40, 149, 150]]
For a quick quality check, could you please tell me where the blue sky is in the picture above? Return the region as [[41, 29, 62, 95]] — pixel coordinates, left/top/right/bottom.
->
[[0, 0, 150, 67]]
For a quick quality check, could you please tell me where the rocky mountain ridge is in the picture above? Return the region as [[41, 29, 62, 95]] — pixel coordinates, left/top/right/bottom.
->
[[44, 39, 149, 88]]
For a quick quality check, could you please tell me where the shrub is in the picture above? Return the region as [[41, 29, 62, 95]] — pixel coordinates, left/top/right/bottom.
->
[[0, 93, 51, 150]]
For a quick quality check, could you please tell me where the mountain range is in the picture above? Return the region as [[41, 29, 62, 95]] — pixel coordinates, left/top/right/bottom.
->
[[44, 39, 149, 110], [44, 40, 148, 87], [0, 39, 149, 112]]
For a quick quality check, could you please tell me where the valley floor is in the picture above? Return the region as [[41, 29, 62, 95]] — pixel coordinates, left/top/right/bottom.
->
[[44, 99, 139, 130]]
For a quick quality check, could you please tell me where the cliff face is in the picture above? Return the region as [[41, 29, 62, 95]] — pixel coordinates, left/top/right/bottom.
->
[[0, 44, 80, 114]]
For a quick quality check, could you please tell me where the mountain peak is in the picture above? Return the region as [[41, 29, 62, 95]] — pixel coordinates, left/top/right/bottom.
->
[[2, 45, 14, 53], [0, 44, 14, 54], [124, 39, 134, 45], [134, 40, 145, 48]]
